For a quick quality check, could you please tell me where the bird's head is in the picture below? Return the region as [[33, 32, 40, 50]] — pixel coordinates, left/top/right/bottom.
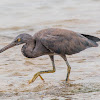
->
[[0, 33, 33, 53]]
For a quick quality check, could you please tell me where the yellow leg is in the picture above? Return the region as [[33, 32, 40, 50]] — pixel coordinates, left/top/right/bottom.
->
[[29, 70, 55, 84], [39, 75, 45, 82], [61, 55, 71, 83], [29, 55, 55, 84], [66, 65, 71, 83]]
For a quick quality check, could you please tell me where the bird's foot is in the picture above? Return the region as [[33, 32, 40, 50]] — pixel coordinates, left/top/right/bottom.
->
[[39, 75, 45, 82], [66, 79, 70, 83], [65, 79, 75, 86], [66, 79, 74, 82], [61, 78, 71, 85], [28, 73, 38, 84], [28, 73, 45, 84], [28, 77, 37, 84], [28, 79, 33, 84], [66, 80, 70, 86]]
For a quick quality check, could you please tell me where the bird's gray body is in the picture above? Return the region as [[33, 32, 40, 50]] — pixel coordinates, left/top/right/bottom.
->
[[21, 28, 98, 58], [0, 28, 100, 83]]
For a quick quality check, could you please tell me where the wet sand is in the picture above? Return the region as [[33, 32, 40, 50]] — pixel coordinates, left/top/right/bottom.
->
[[0, 0, 100, 99], [0, 31, 100, 100]]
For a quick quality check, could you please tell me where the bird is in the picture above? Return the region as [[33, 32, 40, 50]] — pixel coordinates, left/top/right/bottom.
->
[[0, 28, 100, 84]]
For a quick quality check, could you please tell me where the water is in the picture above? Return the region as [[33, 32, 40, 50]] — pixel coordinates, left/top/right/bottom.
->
[[0, 0, 100, 37], [0, 1, 100, 99]]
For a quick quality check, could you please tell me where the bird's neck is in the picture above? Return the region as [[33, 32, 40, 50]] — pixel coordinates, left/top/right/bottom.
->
[[21, 41, 35, 58]]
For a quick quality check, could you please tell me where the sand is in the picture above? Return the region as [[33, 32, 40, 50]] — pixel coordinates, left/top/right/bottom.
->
[[0, 0, 100, 99], [0, 33, 100, 100]]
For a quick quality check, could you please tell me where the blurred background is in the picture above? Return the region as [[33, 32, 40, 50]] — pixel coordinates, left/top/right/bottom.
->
[[0, 0, 100, 37], [0, 0, 100, 99]]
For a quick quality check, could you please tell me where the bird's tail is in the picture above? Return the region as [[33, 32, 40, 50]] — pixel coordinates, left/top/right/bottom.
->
[[81, 34, 100, 42]]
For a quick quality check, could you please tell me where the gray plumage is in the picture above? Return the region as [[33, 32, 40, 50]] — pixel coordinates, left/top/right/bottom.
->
[[0, 28, 100, 83], [21, 28, 99, 58]]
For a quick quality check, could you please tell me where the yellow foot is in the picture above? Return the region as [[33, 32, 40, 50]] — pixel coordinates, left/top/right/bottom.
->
[[66, 80, 70, 84], [28, 79, 33, 84], [28, 73, 39, 84], [28, 76, 37, 84], [28, 74, 45, 84], [66, 78, 70, 83], [61, 79, 74, 82], [39, 75, 45, 82]]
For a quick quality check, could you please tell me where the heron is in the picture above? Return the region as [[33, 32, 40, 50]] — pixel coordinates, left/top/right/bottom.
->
[[0, 28, 100, 84]]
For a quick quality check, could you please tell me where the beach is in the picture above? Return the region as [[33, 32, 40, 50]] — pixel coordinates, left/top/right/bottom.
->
[[0, 0, 100, 99]]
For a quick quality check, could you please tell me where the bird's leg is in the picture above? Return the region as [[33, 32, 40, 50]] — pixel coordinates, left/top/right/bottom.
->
[[61, 55, 71, 83], [66, 61, 71, 83], [29, 55, 56, 84], [39, 75, 45, 81]]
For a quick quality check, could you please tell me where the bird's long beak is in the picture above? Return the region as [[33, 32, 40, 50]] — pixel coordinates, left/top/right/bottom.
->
[[0, 42, 16, 53]]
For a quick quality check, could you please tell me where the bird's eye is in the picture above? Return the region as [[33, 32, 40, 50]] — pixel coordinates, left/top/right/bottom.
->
[[17, 38, 21, 42]]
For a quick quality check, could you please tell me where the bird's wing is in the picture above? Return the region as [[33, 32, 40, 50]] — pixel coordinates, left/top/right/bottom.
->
[[40, 33, 97, 55]]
